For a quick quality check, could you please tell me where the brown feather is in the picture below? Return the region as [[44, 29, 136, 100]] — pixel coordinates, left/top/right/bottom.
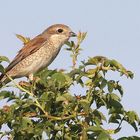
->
[[6, 35, 46, 72]]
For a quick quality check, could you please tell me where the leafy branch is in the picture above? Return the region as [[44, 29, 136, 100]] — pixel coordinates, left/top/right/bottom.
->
[[66, 31, 87, 69], [0, 32, 139, 140]]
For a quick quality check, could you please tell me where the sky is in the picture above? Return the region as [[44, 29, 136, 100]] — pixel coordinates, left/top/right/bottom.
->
[[0, 0, 140, 139]]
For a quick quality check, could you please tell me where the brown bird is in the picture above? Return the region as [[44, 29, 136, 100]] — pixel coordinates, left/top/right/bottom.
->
[[0, 24, 76, 85]]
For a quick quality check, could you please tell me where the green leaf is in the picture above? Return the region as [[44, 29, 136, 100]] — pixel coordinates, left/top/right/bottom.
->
[[0, 91, 13, 100], [110, 93, 121, 102], [79, 99, 90, 113], [62, 93, 75, 102], [86, 68, 97, 76], [68, 68, 82, 77], [0, 56, 10, 63], [86, 126, 104, 133], [36, 68, 56, 82], [65, 40, 74, 47], [20, 117, 33, 128], [126, 111, 139, 124], [40, 92, 49, 101], [81, 129, 88, 140], [110, 100, 123, 108], [93, 110, 106, 121], [100, 79, 107, 89], [0, 64, 5, 73], [52, 72, 72, 88], [64, 134, 72, 140], [110, 60, 123, 69], [127, 71, 134, 79], [108, 107, 124, 114], [116, 84, 124, 96], [56, 96, 67, 102], [87, 56, 107, 65], [97, 132, 111, 140], [130, 122, 138, 132], [77, 32, 87, 44], [108, 114, 121, 124], [104, 59, 110, 67], [118, 136, 140, 140], [16, 34, 30, 45], [107, 81, 114, 93], [70, 124, 82, 134], [124, 111, 140, 131], [75, 75, 84, 87]]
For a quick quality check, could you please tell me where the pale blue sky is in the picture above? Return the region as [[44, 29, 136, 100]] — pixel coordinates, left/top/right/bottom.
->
[[0, 0, 140, 139]]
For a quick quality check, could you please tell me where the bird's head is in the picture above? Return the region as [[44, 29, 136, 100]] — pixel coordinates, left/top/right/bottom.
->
[[42, 24, 76, 46]]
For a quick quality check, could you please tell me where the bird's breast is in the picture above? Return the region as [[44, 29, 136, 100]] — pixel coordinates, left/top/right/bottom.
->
[[27, 43, 61, 74], [6, 41, 62, 78]]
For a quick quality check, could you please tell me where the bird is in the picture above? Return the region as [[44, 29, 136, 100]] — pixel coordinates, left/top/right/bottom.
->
[[0, 24, 76, 86]]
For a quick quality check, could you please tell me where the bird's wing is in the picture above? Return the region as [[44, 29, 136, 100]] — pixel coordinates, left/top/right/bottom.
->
[[6, 35, 47, 72]]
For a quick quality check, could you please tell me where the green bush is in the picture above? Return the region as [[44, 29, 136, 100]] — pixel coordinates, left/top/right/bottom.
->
[[0, 33, 139, 140]]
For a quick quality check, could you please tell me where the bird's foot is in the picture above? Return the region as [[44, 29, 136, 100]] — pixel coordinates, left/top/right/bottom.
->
[[19, 81, 31, 87], [28, 74, 34, 81]]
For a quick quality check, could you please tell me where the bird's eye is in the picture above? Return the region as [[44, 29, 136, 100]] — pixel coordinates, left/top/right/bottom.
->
[[57, 29, 63, 33]]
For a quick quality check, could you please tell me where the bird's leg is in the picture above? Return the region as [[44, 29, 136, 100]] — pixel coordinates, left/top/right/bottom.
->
[[18, 74, 33, 88], [27, 74, 35, 94], [28, 73, 36, 87], [28, 73, 40, 83], [28, 73, 39, 93], [28, 73, 34, 81]]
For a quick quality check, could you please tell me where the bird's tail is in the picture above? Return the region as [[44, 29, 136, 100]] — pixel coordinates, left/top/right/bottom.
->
[[0, 74, 11, 88]]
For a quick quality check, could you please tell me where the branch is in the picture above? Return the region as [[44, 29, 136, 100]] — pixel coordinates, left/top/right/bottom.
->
[[6, 74, 47, 115]]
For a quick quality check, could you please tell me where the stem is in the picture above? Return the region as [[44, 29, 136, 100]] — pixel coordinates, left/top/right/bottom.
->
[[115, 116, 125, 131], [72, 36, 81, 69], [6, 75, 87, 121], [6, 74, 47, 115], [40, 112, 86, 121], [72, 45, 77, 69]]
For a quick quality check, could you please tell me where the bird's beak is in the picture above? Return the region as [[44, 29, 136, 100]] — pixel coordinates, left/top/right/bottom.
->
[[69, 31, 77, 37]]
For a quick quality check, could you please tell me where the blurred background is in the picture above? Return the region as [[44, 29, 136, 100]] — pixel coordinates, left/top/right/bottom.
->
[[0, 0, 140, 139]]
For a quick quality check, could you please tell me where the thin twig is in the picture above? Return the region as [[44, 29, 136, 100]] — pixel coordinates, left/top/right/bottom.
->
[[6, 75, 87, 121], [6, 74, 47, 115]]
